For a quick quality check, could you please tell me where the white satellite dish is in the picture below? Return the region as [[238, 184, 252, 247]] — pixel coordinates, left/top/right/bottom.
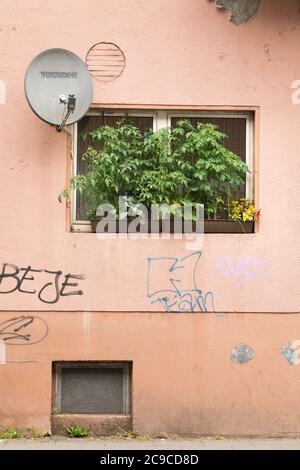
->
[[25, 48, 93, 131]]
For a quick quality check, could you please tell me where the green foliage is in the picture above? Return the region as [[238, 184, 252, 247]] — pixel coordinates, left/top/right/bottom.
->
[[0, 427, 21, 439], [140, 120, 249, 217], [70, 118, 144, 216], [66, 425, 90, 438], [136, 126, 190, 206], [58, 188, 69, 204], [229, 198, 259, 222], [59, 118, 250, 219]]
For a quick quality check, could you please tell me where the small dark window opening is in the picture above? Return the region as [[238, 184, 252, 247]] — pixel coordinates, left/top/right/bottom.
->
[[54, 362, 132, 415]]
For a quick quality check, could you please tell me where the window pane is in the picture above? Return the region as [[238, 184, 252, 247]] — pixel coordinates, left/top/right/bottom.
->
[[76, 115, 153, 220]]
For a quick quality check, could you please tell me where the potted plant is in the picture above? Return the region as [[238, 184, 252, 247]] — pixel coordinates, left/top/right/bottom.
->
[[59, 118, 145, 232], [137, 120, 250, 233], [220, 198, 260, 234], [136, 125, 192, 233], [59, 118, 253, 234], [175, 120, 250, 232]]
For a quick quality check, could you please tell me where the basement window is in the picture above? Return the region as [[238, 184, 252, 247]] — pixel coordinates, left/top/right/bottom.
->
[[71, 109, 254, 233], [54, 362, 132, 415]]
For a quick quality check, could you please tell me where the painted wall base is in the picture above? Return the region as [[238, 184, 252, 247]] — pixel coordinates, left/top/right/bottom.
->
[[0, 311, 299, 437]]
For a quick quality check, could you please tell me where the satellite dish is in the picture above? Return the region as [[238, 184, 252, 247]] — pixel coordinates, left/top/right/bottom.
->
[[25, 48, 93, 131]]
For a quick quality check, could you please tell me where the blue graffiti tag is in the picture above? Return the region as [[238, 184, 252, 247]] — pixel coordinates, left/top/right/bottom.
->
[[147, 251, 222, 315]]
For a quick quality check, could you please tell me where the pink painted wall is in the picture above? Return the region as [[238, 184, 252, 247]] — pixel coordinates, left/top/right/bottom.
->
[[0, 0, 300, 435], [1, 311, 300, 436]]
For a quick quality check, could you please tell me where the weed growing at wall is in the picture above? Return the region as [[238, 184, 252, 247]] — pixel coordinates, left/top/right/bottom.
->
[[0, 427, 21, 439], [66, 426, 90, 438]]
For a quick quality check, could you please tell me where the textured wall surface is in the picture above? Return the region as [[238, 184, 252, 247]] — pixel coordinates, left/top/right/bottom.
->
[[0, 0, 300, 435], [216, 0, 261, 24], [0, 312, 300, 435]]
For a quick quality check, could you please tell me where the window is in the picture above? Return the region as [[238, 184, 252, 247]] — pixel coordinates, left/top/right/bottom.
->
[[54, 362, 132, 415], [71, 109, 254, 232]]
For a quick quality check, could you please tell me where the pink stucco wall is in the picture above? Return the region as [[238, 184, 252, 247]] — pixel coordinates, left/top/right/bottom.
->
[[0, 0, 300, 435]]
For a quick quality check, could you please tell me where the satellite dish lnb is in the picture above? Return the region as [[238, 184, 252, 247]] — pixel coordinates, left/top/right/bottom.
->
[[25, 48, 93, 131]]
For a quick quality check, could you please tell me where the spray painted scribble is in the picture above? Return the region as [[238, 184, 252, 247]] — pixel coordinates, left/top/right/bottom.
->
[[230, 344, 255, 364], [282, 341, 300, 365], [0, 316, 48, 345], [0, 263, 84, 304], [217, 256, 266, 288], [147, 251, 221, 314]]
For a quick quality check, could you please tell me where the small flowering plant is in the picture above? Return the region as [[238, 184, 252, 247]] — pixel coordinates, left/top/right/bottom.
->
[[229, 198, 260, 222]]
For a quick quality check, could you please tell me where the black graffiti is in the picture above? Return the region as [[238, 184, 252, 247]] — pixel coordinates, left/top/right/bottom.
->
[[0, 316, 48, 345], [0, 263, 84, 304]]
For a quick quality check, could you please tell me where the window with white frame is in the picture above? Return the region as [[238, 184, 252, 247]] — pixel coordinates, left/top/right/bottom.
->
[[71, 109, 254, 231]]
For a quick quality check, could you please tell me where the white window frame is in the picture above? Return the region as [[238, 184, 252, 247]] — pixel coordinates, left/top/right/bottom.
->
[[71, 109, 254, 232]]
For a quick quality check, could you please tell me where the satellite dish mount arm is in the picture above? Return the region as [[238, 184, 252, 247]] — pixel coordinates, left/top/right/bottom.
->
[[56, 94, 76, 132]]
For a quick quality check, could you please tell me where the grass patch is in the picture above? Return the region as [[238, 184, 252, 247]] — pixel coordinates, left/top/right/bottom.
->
[[0, 427, 21, 439], [26, 427, 44, 439], [99, 430, 164, 441]]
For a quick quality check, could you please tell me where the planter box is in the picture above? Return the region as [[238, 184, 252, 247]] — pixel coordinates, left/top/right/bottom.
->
[[90, 217, 160, 233], [204, 219, 254, 234], [163, 219, 254, 234], [91, 217, 254, 234]]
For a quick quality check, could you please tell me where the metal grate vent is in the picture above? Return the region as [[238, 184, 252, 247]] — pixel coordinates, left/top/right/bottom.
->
[[55, 362, 132, 415], [86, 42, 126, 82]]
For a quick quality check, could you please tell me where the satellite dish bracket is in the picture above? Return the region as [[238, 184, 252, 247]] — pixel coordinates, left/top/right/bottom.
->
[[56, 94, 77, 132]]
